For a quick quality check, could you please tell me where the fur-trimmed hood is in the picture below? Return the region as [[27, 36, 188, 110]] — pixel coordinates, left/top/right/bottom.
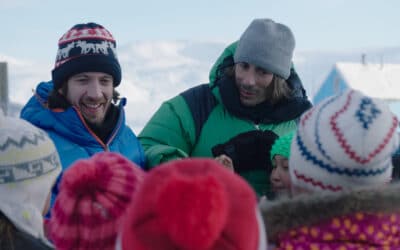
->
[[260, 182, 400, 242]]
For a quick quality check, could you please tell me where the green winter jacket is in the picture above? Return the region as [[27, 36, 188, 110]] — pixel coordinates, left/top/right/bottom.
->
[[139, 41, 312, 196]]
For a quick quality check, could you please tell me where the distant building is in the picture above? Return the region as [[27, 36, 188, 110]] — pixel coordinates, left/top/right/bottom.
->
[[313, 62, 400, 119]]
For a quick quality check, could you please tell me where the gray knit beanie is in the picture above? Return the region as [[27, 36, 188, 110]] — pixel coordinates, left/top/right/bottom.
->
[[234, 18, 295, 80]]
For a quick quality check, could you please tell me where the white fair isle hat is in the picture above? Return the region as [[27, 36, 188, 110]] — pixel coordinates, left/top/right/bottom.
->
[[0, 111, 61, 243], [290, 89, 399, 193]]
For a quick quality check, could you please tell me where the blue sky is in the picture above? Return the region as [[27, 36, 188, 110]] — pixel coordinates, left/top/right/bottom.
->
[[1, 0, 400, 62]]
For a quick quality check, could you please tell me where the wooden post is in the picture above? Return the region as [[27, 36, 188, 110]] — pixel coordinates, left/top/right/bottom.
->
[[0, 62, 8, 115]]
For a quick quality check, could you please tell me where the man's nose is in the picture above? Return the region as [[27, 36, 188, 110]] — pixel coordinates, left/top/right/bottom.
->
[[242, 71, 256, 86], [86, 81, 102, 98]]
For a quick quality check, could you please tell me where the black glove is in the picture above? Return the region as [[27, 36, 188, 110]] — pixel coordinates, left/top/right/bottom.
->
[[212, 130, 278, 172]]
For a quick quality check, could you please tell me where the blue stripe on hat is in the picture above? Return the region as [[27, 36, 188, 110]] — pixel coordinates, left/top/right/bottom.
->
[[296, 132, 391, 177]]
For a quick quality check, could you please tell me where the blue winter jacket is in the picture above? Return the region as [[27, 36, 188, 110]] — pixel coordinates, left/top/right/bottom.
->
[[20, 81, 146, 212]]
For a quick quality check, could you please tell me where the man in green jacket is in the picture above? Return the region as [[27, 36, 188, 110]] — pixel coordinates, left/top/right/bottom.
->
[[139, 18, 312, 197]]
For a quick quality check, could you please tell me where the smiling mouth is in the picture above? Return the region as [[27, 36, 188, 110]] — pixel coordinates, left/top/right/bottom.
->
[[81, 103, 103, 115], [83, 103, 102, 109]]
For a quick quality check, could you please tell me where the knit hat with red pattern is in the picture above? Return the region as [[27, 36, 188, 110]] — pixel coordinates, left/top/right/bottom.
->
[[52, 22, 121, 90], [290, 88, 399, 193], [48, 152, 145, 250], [117, 158, 267, 250]]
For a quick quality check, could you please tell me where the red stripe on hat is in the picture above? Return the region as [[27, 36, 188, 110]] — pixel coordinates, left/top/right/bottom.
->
[[294, 169, 343, 192], [330, 91, 398, 164], [59, 27, 115, 45], [301, 107, 315, 126]]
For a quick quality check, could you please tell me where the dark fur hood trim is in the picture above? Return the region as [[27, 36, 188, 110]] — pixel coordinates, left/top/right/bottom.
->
[[260, 182, 400, 241]]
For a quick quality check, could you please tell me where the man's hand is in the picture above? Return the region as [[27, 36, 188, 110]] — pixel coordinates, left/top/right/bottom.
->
[[215, 154, 234, 172]]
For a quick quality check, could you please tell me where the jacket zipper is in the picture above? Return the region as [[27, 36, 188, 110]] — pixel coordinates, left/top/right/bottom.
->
[[106, 107, 123, 147], [74, 107, 109, 151]]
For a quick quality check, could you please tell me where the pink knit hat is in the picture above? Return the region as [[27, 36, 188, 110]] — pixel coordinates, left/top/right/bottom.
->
[[48, 152, 145, 250], [117, 158, 267, 250]]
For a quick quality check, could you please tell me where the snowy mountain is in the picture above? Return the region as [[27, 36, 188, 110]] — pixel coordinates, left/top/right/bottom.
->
[[2, 41, 400, 132]]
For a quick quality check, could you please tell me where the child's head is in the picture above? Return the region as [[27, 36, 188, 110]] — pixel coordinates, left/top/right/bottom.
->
[[0, 111, 61, 243], [290, 89, 399, 195], [48, 152, 145, 250], [118, 158, 267, 250], [270, 131, 295, 196]]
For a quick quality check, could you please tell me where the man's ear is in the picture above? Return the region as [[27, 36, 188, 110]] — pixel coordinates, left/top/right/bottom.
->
[[57, 82, 67, 96]]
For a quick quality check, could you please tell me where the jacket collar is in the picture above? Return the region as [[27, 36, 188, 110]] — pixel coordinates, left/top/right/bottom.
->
[[217, 75, 311, 124]]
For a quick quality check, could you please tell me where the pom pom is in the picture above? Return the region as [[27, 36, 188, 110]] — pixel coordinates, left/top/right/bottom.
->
[[156, 172, 228, 250], [50, 152, 144, 250]]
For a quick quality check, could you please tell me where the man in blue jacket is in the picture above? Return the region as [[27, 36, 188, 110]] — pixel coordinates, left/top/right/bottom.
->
[[20, 22, 145, 213]]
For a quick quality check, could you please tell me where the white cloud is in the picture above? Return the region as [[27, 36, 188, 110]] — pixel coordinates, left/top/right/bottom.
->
[[5, 40, 400, 132], [0, 54, 51, 104], [292, 53, 306, 64], [116, 40, 220, 132], [120, 41, 196, 69]]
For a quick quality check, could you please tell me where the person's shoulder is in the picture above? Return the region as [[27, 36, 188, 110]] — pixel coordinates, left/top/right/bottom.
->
[[20, 81, 56, 128], [180, 83, 212, 97], [34, 81, 54, 98], [180, 83, 217, 112], [209, 41, 237, 84], [13, 228, 54, 250], [119, 123, 135, 136]]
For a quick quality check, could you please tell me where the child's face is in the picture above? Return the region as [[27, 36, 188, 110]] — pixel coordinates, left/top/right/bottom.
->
[[270, 155, 291, 195]]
